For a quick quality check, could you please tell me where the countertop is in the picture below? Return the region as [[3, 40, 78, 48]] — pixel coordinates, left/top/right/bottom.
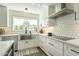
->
[[0, 34, 19, 37], [64, 39, 79, 48], [39, 33, 75, 42], [0, 40, 14, 56], [39, 33, 79, 48], [0, 33, 79, 49]]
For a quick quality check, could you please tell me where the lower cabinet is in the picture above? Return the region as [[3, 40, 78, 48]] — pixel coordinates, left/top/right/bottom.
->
[[18, 39, 38, 50], [47, 40, 63, 56], [39, 36, 64, 56], [64, 44, 79, 56]]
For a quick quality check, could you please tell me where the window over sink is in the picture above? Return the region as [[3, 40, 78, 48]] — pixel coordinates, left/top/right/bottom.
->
[[13, 16, 38, 33]]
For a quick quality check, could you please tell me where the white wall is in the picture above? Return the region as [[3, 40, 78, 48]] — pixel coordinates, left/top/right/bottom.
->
[[0, 3, 48, 28], [0, 3, 48, 34]]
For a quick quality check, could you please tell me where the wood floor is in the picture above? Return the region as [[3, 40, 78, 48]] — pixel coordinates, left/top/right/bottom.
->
[[15, 47, 47, 56]]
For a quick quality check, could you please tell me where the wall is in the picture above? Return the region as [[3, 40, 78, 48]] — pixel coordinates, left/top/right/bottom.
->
[[0, 3, 48, 27], [0, 3, 48, 34]]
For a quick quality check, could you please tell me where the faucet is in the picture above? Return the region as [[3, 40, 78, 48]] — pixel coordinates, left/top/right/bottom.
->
[[29, 31, 32, 39]]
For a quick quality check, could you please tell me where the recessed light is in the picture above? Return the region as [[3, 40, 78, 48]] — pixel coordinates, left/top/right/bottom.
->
[[25, 8, 28, 10]]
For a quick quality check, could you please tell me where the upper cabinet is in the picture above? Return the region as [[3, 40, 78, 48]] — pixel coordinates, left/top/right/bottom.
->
[[48, 3, 74, 19], [73, 4, 79, 24], [0, 5, 8, 27]]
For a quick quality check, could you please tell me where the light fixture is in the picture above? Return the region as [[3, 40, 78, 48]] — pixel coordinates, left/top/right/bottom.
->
[[25, 8, 28, 10]]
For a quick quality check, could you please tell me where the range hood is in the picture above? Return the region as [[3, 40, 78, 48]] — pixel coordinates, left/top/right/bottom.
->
[[49, 3, 74, 19]]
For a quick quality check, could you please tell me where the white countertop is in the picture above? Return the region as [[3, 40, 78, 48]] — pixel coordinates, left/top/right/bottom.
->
[[0, 40, 14, 56], [0, 34, 19, 37], [65, 39, 79, 48], [39, 33, 79, 47], [39, 33, 74, 43]]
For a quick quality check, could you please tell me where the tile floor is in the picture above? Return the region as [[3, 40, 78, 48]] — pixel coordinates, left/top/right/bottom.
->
[[15, 47, 47, 56]]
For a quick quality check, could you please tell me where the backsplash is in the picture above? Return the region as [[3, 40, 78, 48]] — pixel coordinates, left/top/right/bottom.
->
[[52, 13, 79, 38], [42, 27, 54, 34], [0, 27, 12, 34]]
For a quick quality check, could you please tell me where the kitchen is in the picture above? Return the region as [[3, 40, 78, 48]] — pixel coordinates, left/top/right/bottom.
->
[[0, 3, 79, 56]]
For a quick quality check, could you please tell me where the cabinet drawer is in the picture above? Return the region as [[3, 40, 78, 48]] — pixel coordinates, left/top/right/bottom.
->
[[64, 44, 79, 56], [49, 39, 63, 51], [48, 39, 63, 55]]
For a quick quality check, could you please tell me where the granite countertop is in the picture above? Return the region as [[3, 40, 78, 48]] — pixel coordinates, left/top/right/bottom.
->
[[0, 40, 14, 56]]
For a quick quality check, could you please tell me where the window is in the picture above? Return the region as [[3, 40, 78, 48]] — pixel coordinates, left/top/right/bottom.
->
[[13, 16, 37, 32]]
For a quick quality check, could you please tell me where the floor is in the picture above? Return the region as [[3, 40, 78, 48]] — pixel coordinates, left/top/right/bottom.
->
[[15, 47, 47, 56]]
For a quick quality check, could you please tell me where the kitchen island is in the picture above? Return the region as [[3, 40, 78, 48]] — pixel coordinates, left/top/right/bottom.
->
[[0, 34, 19, 50], [0, 40, 14, 56]]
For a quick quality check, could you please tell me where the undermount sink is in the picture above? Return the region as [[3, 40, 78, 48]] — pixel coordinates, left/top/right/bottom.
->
[[20, 34, 35, 40]]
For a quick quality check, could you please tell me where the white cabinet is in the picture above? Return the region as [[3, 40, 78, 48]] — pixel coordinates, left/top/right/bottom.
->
[[39, 35, 64, 56], [48, 5, 55, 16], [47, 38, 64, 56], [64, 44, 79, 56], [18, 35, 39, 50], [74, 4, 79, 24], [0, 5, 7, 27], [18, 39, 38, 50], [39, 36, 49, 55]]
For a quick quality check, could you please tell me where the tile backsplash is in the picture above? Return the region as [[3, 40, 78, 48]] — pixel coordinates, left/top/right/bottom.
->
[[51, 13, 79, 38]]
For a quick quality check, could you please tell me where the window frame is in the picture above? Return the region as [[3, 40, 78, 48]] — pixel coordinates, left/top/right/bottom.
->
[[12, 16, 38, 32]]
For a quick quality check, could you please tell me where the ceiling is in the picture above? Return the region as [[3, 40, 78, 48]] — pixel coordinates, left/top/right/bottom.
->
[[0, 3, 57, 15], [0, 3, 53, 7], [0, 3, 52, 14]]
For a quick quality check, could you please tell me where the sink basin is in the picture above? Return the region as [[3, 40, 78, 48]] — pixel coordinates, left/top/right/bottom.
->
[[20, 34, 35, 40]]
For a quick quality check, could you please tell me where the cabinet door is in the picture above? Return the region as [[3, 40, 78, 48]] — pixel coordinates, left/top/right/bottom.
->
[[18, 39, 39, 50], [48, 5, 55, 16], [39, 36, 49, 54], [64, 44, 79, 56], [74, 4, 79, 24], [18, 40, 28, 50], [48, 39, 64, 56], [0, 5, 7, 27]]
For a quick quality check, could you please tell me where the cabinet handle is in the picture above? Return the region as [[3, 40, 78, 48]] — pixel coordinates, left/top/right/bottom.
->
[[75, 12, 76, 21], [25, 41, 28, 43], [71, 49, 79, 54], [49, 43, 54, 46]]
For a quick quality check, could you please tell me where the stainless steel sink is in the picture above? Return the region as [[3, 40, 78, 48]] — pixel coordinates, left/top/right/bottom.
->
[[20, 34, 36, 40]]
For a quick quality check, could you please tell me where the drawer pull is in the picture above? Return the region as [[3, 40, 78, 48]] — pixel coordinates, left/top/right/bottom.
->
[[25, 41, 28, 43], [71, 49, 79, 54], [49, 43, 54, 46]]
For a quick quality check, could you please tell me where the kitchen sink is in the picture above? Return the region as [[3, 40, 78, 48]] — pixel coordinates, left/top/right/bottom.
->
[[20, 34, 35, 40]]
